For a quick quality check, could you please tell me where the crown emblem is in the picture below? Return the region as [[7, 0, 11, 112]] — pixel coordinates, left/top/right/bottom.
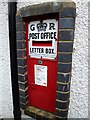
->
[[37, 22, 47, 32]]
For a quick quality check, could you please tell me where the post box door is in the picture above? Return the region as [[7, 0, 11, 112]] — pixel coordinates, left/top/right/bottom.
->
[[26, 19, 58, 113]]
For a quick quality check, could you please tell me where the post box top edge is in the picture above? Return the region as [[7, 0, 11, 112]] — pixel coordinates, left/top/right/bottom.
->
[[16, 1, 76, 18]]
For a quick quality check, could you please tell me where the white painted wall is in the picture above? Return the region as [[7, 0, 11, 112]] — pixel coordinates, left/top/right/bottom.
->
[[0, 1, 13, 118], [68, 1, 88, 118], [0, 0, 88, 118]]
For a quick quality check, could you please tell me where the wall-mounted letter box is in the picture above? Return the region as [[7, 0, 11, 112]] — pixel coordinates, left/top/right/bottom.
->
[[26, 17, 58, 113], [16, 2, 76, 119]]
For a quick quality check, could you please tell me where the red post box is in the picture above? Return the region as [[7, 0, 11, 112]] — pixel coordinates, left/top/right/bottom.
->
[[26, 17, 58, 113], [16, 2, 76, 119]]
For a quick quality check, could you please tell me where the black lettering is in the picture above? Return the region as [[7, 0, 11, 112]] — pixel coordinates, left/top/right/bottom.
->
[[44, 33, 48, 39], [43, 48, 44, 53], [31, 33, 35, 39], [29, 33, 32, 39], [38, 48, 43, 53], [49, 32, 51, 39], [45, 48, 55, 54], [37, 33, 40, 39], [34, 48, 36, 52], [51, 32, 54, 39], [30, 24, 35, 31], [49, 23, 55, 30], [34, 34, 36, 39], [45, 48, 48, 54], [49, 49, 51, 54], [39, 48, 41, 53], [29, 33, 40, 39], [41, 48, 44, 53], [41, 33, 44, 39], [52, 49, 54, 54], [37, 48, 39, 53], [30, 48, 32, 52], [54, 32, 57, 39], [40, 32, 56, 40], [31, 48, 34, 53]]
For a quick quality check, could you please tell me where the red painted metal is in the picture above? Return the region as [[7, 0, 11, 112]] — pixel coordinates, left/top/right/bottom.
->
[[27, 58, 57, 113], [32, 41, 52, 47], [26, 16, 58, 113]]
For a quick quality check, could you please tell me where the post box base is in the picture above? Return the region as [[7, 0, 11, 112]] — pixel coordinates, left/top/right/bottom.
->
[[24, 106, 55, 119]]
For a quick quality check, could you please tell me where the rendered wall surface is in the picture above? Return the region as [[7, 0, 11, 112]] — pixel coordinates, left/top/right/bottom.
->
[[88, 1, 90, 118], [68, 1, 88, 118], [0, 2, 13, 118], [0, 0, 88, 118]]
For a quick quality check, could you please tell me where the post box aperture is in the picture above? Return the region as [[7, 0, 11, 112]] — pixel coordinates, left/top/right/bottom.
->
[[27, 18, 58, 113]]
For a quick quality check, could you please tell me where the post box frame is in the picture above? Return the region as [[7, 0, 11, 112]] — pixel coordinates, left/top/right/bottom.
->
[[16, 1, 76, 119]]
